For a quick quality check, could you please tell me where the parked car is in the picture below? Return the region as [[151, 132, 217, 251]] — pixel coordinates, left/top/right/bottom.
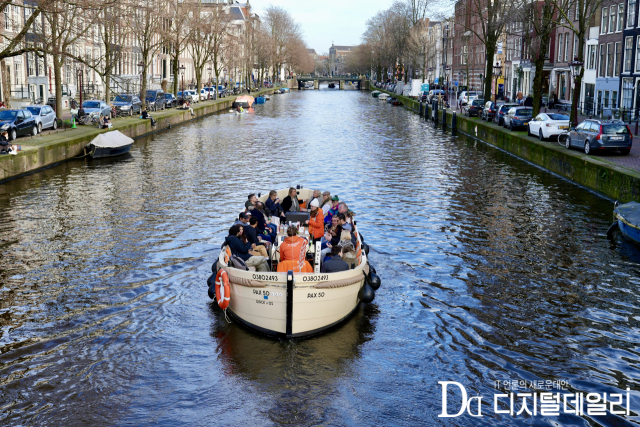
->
[[481, 101, 501, 122], [81, 100, 111, 120], [504, 107, 533, 130], [217, 86, 227, 97], [203, 87, 216, 100], [0, 109, 38, 140], [25, 105, 57, 133], [527, 113, 570, 140], [145, 89, 165, 111], [566, 119, 632, 155], [464, 99, 485, 117], [459, 91, 478, 105], [493, 103, 518, 126], [178, 90, 199, 103], [112, 94, 142, 116], [164, 93, 178, 108]]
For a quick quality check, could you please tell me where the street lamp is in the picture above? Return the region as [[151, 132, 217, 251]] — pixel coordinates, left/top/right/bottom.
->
[[493, 62, 502, 102], [180, 64, 186, 95], [137, 61, 144, 101], [75, 60, 84, 109], [568, 57, 583, 126]]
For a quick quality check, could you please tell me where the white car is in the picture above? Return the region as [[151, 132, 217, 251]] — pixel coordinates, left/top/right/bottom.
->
[[458, 91, 478, 105], [527, 113, 571, 141], [199, 89, 209, 101], [183, 90, 199, 103]]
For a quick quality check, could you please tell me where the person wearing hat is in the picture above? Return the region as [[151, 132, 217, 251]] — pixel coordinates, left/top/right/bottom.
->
[[324, 195, 340, 225], [304, 198, 324, 241], [233, 212, 251, 227]]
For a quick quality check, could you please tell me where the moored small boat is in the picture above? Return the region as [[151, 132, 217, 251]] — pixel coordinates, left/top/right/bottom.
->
[[610, 201, 640, 243], [86, 130, 134, 158], [371, 91, 381, 98], [232, 95, 255, 108], [207, 188, 380, 339], [378, 93, 389, 101], [255, 96, 266, 104]]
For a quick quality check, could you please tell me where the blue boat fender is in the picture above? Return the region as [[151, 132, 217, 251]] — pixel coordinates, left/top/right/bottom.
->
[[606, 221, 619, 240]]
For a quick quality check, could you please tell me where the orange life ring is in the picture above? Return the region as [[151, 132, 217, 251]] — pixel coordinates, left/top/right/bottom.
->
[[215, 269, 230, 310]]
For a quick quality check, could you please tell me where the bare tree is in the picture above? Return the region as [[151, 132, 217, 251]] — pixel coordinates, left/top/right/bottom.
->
[[128, 0, 165, 105], [262, 6, 301, 83], [163, 0, 194, 97]]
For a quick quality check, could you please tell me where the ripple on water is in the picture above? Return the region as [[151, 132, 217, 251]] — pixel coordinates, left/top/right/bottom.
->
[[0, 89, 638, 426]]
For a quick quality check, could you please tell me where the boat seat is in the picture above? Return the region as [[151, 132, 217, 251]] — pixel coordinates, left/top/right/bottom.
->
[[247, 266, 256, 271]]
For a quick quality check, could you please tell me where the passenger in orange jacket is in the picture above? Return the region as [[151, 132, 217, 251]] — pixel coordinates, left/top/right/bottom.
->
[[305, 199, 324, 241], [280, 226, 308, 265]]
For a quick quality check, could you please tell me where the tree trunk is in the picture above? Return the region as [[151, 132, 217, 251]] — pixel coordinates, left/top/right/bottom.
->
[[104, 73, 111, 106], [54, 54, 63, 119], [570, 31, 586, 126], [172, 52, 180, 96], [1, 58, 10, 108], [484, 43, 496, 102]]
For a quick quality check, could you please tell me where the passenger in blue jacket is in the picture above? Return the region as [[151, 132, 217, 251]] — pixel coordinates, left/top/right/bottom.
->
[[224, 225, 269, 271], [321, 246, 349, 273]]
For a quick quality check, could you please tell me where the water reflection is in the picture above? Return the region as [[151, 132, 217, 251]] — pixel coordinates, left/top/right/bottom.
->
[[0, 89, 639, 426]]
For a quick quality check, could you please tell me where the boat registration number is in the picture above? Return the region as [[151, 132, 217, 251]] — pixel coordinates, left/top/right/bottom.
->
[[252, 274, 280, 281], [302, 275, 329, 282]]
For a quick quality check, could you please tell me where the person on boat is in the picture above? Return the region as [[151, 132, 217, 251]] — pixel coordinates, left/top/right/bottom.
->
[[225, 225, 269, 271], [245, 193, 257, 211], [320, 191, 332, 213], [306, 189, 322, 208], [320, 245, 349, 273], [266, 190, 286, 219], [233, 212, 251, 227], [320, 217, 344, 261], [339, 241, 357, 268], [244, 217, 269, 257], [253, 200, 278, 236], [281, 187, 305, 212], [249, 202, 275, 242], [304, 199, 324, 242], [324, 196, 340, 225], [336, 213, 357, 246], [279, 226, 308, 266]]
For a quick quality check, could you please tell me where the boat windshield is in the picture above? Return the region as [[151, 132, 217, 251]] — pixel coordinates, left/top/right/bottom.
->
[[0, 111, 17, 120]]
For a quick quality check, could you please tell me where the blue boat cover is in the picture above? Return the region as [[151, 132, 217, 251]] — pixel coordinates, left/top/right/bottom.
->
[[616, 202, 640, 227]]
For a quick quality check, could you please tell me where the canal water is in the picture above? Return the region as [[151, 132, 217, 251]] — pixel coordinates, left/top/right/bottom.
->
[[1, 87, 639, 426]]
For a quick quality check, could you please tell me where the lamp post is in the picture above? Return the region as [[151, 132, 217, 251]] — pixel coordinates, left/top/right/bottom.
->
[[180, 64, 186, 96], [479, 74, 484, 94], [493, 62, 502, 102], [137, 61, 144, 102], [568, 57, 583, 126], [442, 24, 449, 94], [75, 61, 83, 108]]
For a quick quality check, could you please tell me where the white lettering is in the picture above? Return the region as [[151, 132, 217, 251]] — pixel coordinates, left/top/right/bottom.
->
[[438, 381, 468, 418]]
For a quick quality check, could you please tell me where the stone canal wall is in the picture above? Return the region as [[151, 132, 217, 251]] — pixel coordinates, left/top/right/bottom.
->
[[0, 88, 276, 183], [373, 86, 640, 203]]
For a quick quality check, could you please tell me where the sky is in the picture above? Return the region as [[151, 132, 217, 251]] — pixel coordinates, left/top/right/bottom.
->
[[252, 0, 394, 54]]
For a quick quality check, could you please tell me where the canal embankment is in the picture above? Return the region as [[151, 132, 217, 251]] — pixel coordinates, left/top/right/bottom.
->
[[0, 88, 276, 182], [373, 86, 640, 203]]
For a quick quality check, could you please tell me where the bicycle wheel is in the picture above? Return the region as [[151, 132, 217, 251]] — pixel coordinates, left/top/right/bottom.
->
[[557, 133, 568, 146]]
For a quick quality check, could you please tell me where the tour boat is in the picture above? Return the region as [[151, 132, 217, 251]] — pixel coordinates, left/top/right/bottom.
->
[[378, 93, 389, 101], [207, 188, 380, 339], [86, 130, 134, 158], [609, 201, 640, 243]]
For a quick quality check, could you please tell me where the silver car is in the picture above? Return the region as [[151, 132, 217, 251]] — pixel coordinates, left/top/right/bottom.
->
[[81, 100, 111, 120], [25, 105, 57, 133]]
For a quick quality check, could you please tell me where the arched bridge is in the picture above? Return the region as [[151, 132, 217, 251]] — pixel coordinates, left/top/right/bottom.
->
[[295, 76, 370, 90]]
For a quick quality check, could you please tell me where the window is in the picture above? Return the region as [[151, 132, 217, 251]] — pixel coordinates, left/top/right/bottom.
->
[[615, 41, 622, 76], [622, 78, 634, 108], [4, 7, 9, 31], [611, 5, 618, 31], [619, 3, 625, 30], [625, 37, 633, 72], [574, 35, 578, 61], [558, 34, 563, 61], [588, 45, 597, 69], [636, 36, 640, 71], [602, 7, 609, 33], [608, 43, 614, 76], [13, 62, 20, 85], [27, 53, 34, 76], [565, 35, 570, 61], [612, 90, 619, 108], [628, 0, 636, 28], [604, 91, 610, 108], [599, 44, 605, 76]]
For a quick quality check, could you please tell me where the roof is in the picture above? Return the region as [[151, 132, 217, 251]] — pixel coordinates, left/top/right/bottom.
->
[[228, 6, 245, 20], [307, 49, 317, 54], [332, 46, 355, 51]]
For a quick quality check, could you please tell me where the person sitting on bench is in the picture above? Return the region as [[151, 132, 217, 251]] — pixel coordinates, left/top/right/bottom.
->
[[321, 245, 349, 273]]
